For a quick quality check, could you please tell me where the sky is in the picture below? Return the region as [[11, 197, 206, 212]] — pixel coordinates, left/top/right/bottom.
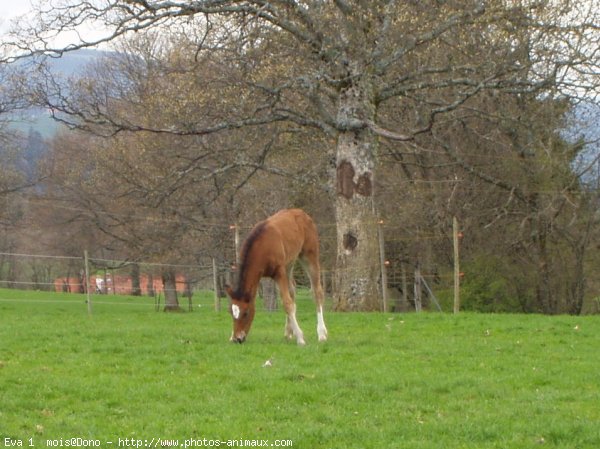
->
[[0, 0, 35, 24], [0, 0, 31, 32], [0, 0, 107, 51]]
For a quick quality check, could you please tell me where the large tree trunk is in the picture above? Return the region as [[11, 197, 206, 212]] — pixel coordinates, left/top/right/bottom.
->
[[130, 263, 142, 296], [569, 247, 586, 315], [567, 220, 593, 315], [146, 273, 155, 297], [535, 217, 556, 314], [333, 74, 381, 311], [162, 270, 181, 312]]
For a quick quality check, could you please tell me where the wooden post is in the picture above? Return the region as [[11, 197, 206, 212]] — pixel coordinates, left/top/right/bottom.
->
[[414, 262, 422, 312], [229, 223, 241, 289], [377, 219, 388, 312], [331, 264, 336, 296], [453, 216, 460, 314], [212, 258, 220, 312], [233, 224, 240, 266], [84, 250, 92, 315], [400, 260, 408, 310]]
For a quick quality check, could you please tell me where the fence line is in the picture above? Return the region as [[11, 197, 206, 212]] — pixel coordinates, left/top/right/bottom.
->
[[0, 212, 461, 313], [88, 257, 214, 270], [0, 251, 82, 260], [0, 249, 444, 274], [0, 297, 167, 308], [0, 279, 58, 288]]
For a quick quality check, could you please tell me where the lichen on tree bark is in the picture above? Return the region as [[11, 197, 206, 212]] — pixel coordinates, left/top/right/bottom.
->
[[333, 75, 382, 311]]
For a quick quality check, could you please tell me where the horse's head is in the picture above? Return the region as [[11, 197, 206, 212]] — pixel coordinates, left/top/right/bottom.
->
[[225, 286, 255, 343]]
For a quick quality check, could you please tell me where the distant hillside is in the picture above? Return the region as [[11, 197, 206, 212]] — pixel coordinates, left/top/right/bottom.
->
[[45, 48, 108, 77], [8, 49, 107, 139], [10, 108, 61, 139], [569, 101, 600, 184]]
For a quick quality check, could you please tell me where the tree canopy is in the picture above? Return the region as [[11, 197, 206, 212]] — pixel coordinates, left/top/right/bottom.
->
[[1, 1, 599, 312]]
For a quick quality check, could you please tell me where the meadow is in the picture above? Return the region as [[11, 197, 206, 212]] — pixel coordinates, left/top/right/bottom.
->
[[0, 288, 599, 449]]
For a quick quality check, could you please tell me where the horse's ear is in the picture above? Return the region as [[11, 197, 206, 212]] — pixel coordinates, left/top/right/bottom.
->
[[225, 285, 234, 299]]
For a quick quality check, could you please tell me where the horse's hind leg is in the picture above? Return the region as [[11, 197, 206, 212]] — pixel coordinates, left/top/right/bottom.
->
[[275, 267, 305, 346], [302, 256, 328, 342], [314, 274, 328, 342]]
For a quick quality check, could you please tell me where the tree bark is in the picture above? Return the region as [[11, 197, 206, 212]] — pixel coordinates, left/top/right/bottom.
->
[[162, 270, 180, 312], [535, 217, 556, 314], [146, 273, 155, 297], [569, 247, 586, 315], [130, 263, 141, 296], [333, 74, 381, 311]]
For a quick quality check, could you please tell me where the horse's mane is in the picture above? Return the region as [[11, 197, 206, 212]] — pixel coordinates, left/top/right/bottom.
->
[[234, 221, 267, 302]]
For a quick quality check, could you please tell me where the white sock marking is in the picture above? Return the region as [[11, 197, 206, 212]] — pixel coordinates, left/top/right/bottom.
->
[[317, 305, 328, 341], [288, 304, 305, 345]]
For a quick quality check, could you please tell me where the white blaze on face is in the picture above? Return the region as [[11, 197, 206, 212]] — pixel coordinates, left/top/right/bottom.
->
[[231, 304, 240, 320]]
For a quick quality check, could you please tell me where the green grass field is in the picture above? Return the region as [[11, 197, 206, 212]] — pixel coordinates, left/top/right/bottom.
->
[[1, 288, 599, 449]]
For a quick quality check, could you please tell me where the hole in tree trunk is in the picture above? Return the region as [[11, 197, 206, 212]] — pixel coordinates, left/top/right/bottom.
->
[[355, 173, 372, 196], [343, 232, 358, 253]]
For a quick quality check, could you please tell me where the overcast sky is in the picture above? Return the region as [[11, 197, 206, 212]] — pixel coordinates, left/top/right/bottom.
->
[[0, 0, 30, 17], [0, 0, 31, 31], [0, 0, 107, 50]]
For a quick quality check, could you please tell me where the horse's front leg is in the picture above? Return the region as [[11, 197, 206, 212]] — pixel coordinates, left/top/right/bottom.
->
[[284, 315, 294, 341], [284, 265, 297, 341]]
